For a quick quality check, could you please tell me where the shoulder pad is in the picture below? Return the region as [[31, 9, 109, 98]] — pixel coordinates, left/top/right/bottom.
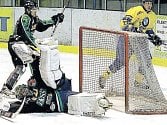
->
[[21, 14, 30, 23]]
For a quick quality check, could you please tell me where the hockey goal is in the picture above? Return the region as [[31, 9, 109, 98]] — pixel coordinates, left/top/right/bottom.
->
[[79, 26, 167, 114]]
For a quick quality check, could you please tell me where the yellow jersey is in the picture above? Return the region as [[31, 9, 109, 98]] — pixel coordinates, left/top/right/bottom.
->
[[120, 6, 156, 32]]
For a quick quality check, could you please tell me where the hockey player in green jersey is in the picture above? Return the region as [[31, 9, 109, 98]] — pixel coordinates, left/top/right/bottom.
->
[[0, 0, 64, 98], [99, 0, 162, 88]]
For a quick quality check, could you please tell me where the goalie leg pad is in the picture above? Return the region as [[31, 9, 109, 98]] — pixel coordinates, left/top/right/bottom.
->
[[39, 45, 62, 89], [12, 42, 38, 64], [5, 65, 25, 90], [68, 93, 112, 117]]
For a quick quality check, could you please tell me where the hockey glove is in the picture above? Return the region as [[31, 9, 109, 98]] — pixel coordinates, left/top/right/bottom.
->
[[51, 13, 64, 24], [122, 24, 137, 32], [146, 30, 162, 46], [148, 34, 162, 46], [121, 16, 137, 32], [9, 35, 21, 42]]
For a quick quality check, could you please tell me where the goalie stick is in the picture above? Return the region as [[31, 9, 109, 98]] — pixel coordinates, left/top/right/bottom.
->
[[0, 97, 26, 120], [51, 0, 70, 36]]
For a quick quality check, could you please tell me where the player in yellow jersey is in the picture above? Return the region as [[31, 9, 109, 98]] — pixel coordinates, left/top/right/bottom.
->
[[120, 1, 156, 33], [99, 0, 162, 88]]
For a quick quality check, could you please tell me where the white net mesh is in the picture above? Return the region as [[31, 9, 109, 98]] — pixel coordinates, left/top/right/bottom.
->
[[79, 27, 167, 114]]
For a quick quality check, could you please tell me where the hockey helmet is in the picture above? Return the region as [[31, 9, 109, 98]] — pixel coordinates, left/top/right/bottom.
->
[[142, 0, 153, 3], [24, 0, 37, 10]]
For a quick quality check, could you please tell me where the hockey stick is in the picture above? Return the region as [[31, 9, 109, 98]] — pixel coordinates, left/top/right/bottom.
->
[[51, 0, 71, 36], [150, 39, 167, 46], [0, 97, 26, 119]]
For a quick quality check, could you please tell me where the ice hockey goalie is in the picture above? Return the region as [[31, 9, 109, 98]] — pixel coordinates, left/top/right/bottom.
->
[[0, 37, 112, 117]]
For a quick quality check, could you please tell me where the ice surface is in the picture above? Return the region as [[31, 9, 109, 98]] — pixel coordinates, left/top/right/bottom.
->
[[1, 48, 167, 125]]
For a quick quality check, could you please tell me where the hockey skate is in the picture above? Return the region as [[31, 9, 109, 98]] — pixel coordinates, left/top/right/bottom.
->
[[134, 72, 150, 89], [99, 68, 112, 89], [0, 85, 16, 99]]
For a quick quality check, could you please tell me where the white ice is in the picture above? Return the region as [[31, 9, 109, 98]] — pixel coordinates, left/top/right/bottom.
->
[[1, 48, 167, 125]]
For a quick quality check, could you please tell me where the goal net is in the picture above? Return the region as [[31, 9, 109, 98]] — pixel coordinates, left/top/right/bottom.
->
[[79, 26, 167, 114]]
